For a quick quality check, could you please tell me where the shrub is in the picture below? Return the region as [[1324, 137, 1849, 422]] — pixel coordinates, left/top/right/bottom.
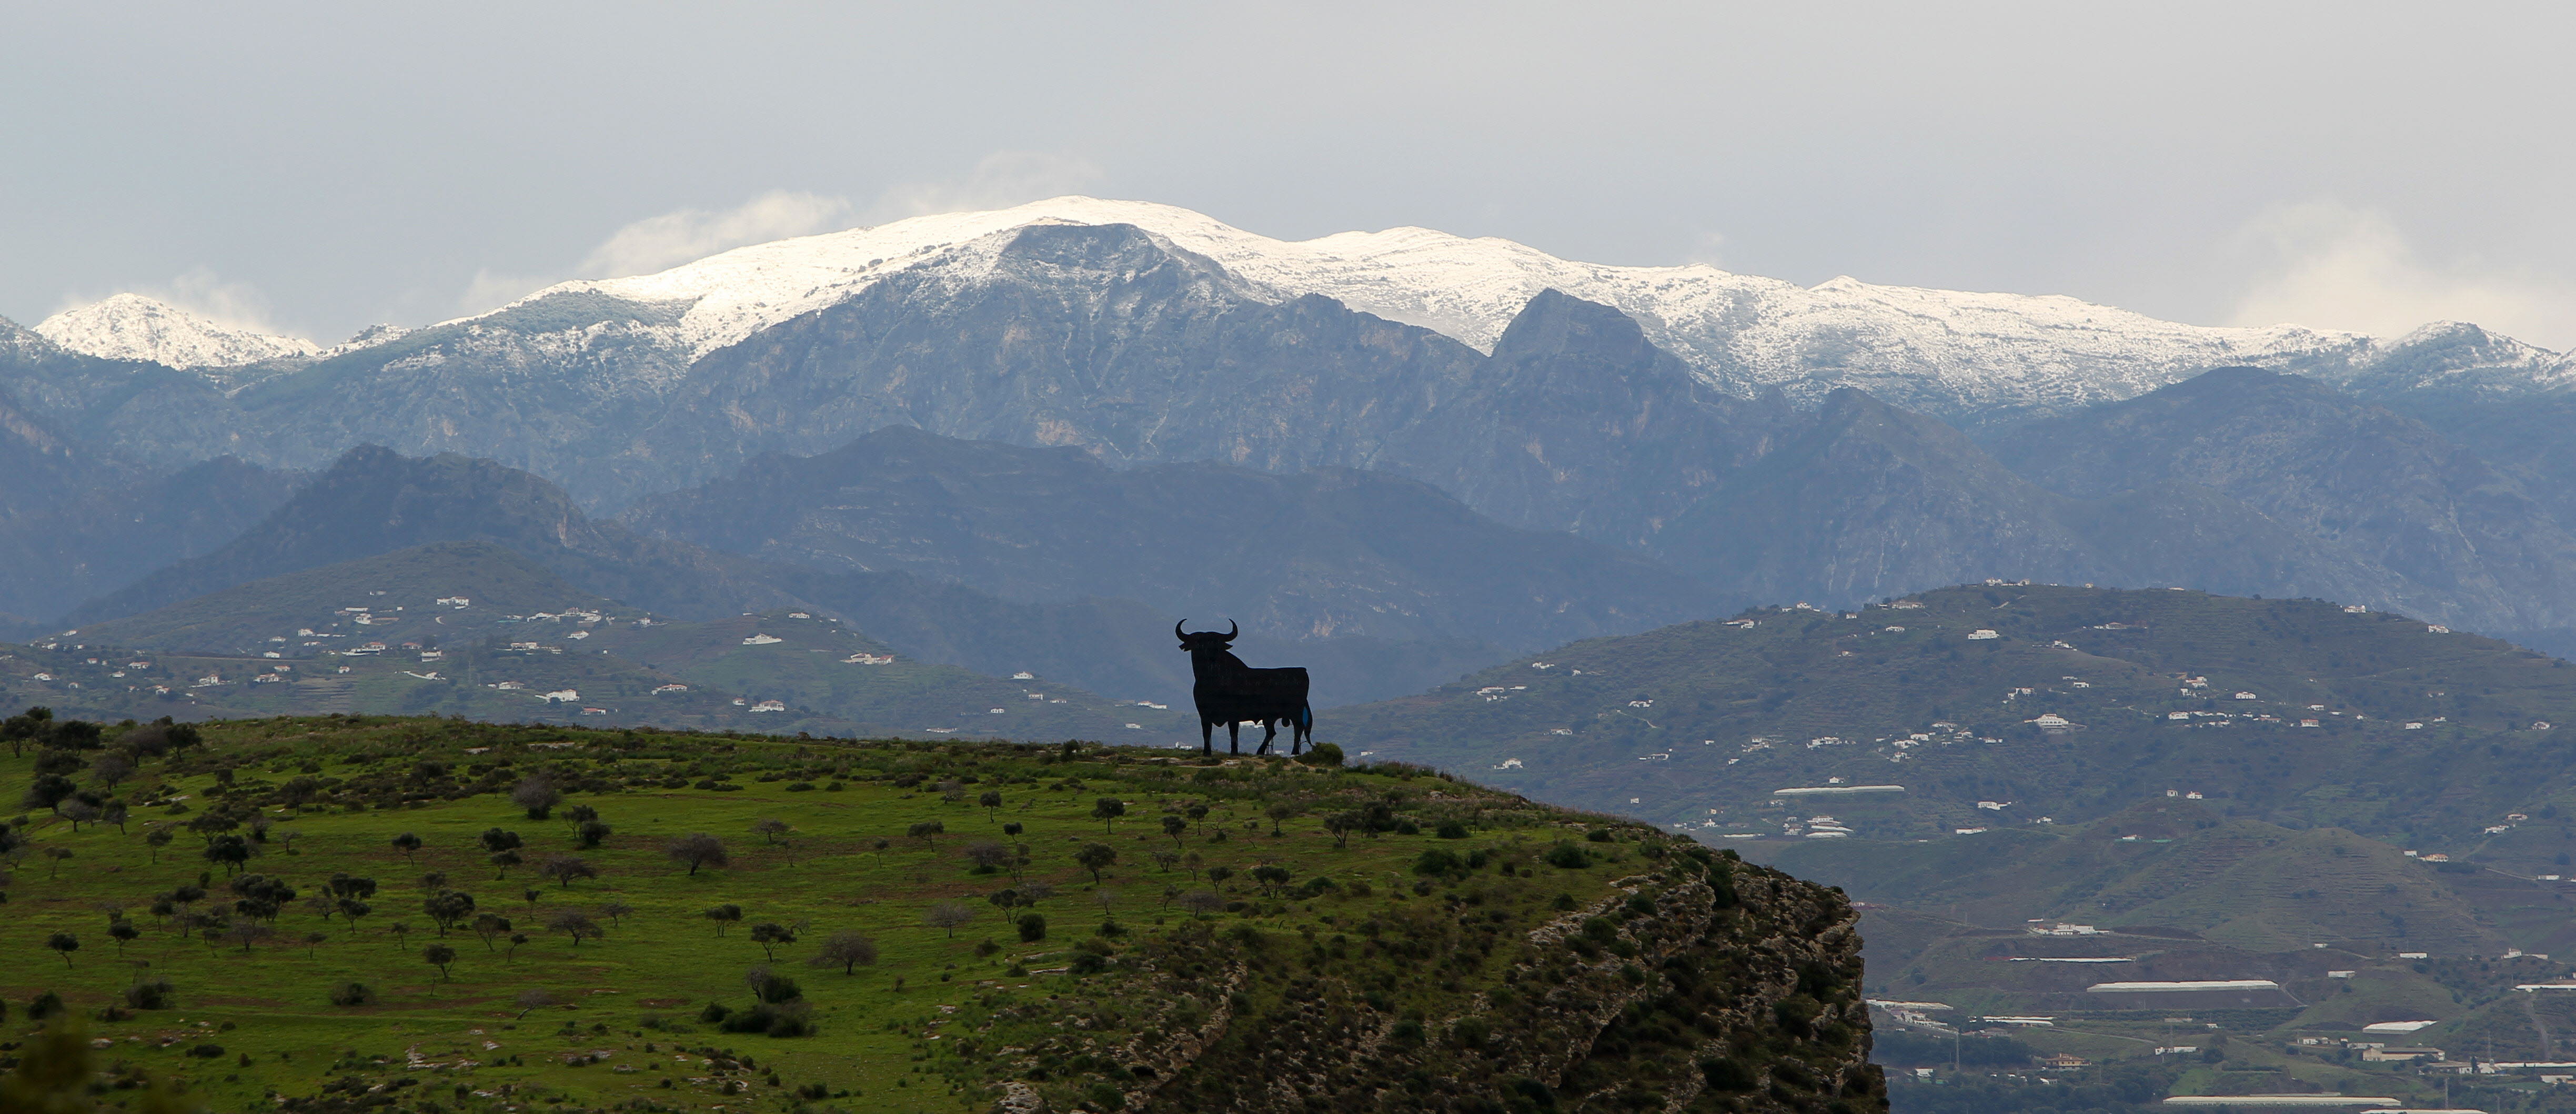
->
[[1544, 842, 1592, 869], [718, 1001, 813, 1037], [698, 1002, 732, 1023], [1700, 1056, 1757, 1091], [1584, 828, 1614, 843], [1434, 820, 1470, 839], [328, 982, 375, 1007], [1017, 914, 1048, 943], [1412, 848, 1465, 877], [1295, 742, 1344, 767], [124, 979, 176, 1010], [187, 1044, 225, 1058]]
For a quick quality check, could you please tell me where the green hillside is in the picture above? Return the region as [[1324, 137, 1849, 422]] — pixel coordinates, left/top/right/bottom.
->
[[1336, 584, 2576, 872], [0, 714, 1877, 1114]]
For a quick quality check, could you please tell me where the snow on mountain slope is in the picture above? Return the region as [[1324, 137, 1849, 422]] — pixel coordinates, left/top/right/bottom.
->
[[34, 294, 321, 369], [474, 197, 2564, 418]]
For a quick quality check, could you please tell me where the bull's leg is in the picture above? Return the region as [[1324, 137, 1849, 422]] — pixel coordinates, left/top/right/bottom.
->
[[1228, 721, 1241, 755], [1256, 718, 1277, 755], [1201, 718, 1215, 756]]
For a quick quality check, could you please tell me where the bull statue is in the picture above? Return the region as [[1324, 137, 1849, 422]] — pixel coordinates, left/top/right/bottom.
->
[[1175, 619, 1313, 756]]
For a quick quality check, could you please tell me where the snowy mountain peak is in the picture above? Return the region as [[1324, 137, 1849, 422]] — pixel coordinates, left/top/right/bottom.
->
[[462, 196, 2560, 419], [34, 293, 320, 369]]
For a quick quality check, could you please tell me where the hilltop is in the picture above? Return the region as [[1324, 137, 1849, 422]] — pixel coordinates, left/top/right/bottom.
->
[[0, 713, 1877, 1114]]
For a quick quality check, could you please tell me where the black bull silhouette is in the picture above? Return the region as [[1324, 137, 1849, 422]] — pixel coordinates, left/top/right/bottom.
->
[[1175, 620, 1313, 755]]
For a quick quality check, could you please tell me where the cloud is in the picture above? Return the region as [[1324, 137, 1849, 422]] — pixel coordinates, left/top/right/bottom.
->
[[863, 151, 1107, 222], [578, 189, 854, 279], [454, 189, 857, 315], [2227, 200, 2575, 349]]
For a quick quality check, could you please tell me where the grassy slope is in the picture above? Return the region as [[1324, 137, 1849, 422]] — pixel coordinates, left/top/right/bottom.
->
[[0, 716, 1829, 1114]]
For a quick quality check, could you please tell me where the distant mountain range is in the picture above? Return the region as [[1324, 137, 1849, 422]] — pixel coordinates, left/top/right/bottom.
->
[[13, 196, 2576, 689]]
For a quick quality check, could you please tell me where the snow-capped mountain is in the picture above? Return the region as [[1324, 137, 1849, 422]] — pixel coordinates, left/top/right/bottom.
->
[[34, 294, 321, 369], [469, 196, 2570, 419]]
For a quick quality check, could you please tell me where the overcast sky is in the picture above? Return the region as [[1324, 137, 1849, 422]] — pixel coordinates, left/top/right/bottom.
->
[[7, 3, 2572, 348]]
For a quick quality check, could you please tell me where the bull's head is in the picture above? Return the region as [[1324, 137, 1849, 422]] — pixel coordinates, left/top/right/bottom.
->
[[1175, 619, 1238, 653]]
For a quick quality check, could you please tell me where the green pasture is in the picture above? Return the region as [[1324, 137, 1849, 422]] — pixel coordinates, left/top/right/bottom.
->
[[0, 715, 1627, 1112]]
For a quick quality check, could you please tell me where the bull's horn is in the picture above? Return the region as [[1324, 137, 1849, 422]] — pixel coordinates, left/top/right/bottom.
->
[[1224, 619, 1237, 640], [1175, 619, 1189, 640]]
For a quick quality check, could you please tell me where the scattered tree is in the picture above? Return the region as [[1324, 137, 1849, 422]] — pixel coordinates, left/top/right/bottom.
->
[[1324, 812, 1359, 849], [666, 833, 729, 875], [422, 890, 477, 936], [44, 847, 73, 879], [223, 921, 274, 953], [1251, 865, 1293, 896], [906, 820, 944, 843], [751, 818, 791, 846], [44, 931, 78, 967], [1016, 913, 1046, 942], [422, 942, 457, 980], [923, 901, 973, 939], [979, 790, 1003, 816], [21, 773, 75, 814], [1265, 803, 1300, 836], [1207, 865, 1235, 890], [704, 904, 743, 935], [1074, 842, 1118, 884], [749, 922, 796, 960], [515, 989, 557, 1019], [488, 850, 523, 879], [540, 855, 598, 889], [337, 898, 373, 935], [546, 909, 603, 947], [1162, 815, 1189, 847], [808, 930, 879, 974], [88, 752, 135, 788], [108, 919, 138, 957], [576, 820, 611, 848], [1178, 891, 1225, 919], [963, 841, 1012, 872], [510, 776, 561, 820], [1092, 797, 1126, 832], [303, 931, 328, 957], [145, 828, 173, 862], [472, 913, 514, 952], [390, 832, 422, 862], [598, 901, 635, 925]]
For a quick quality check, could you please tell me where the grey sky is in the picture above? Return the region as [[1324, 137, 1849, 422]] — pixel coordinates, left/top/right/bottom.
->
[[7, 3, 2572, 348]]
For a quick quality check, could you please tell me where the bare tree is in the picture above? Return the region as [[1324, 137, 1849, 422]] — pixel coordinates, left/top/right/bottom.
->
[[88, 752, 135, 789], [546, 909, 604, 947], [963, 841, 1012, 872], [1178, 891, 1225, 919], [703, 904, 743, 935], [597, 901, 635, 925], [515, 988, 557, 1019], [665, 833, 729, 875], [540, 855, 599, 889], [808, 930, 879, 974], [751, 818, 791, 846], [510, 776, 562, 820], [922, 901, 973, 939], [471, 912, 514, 951]]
